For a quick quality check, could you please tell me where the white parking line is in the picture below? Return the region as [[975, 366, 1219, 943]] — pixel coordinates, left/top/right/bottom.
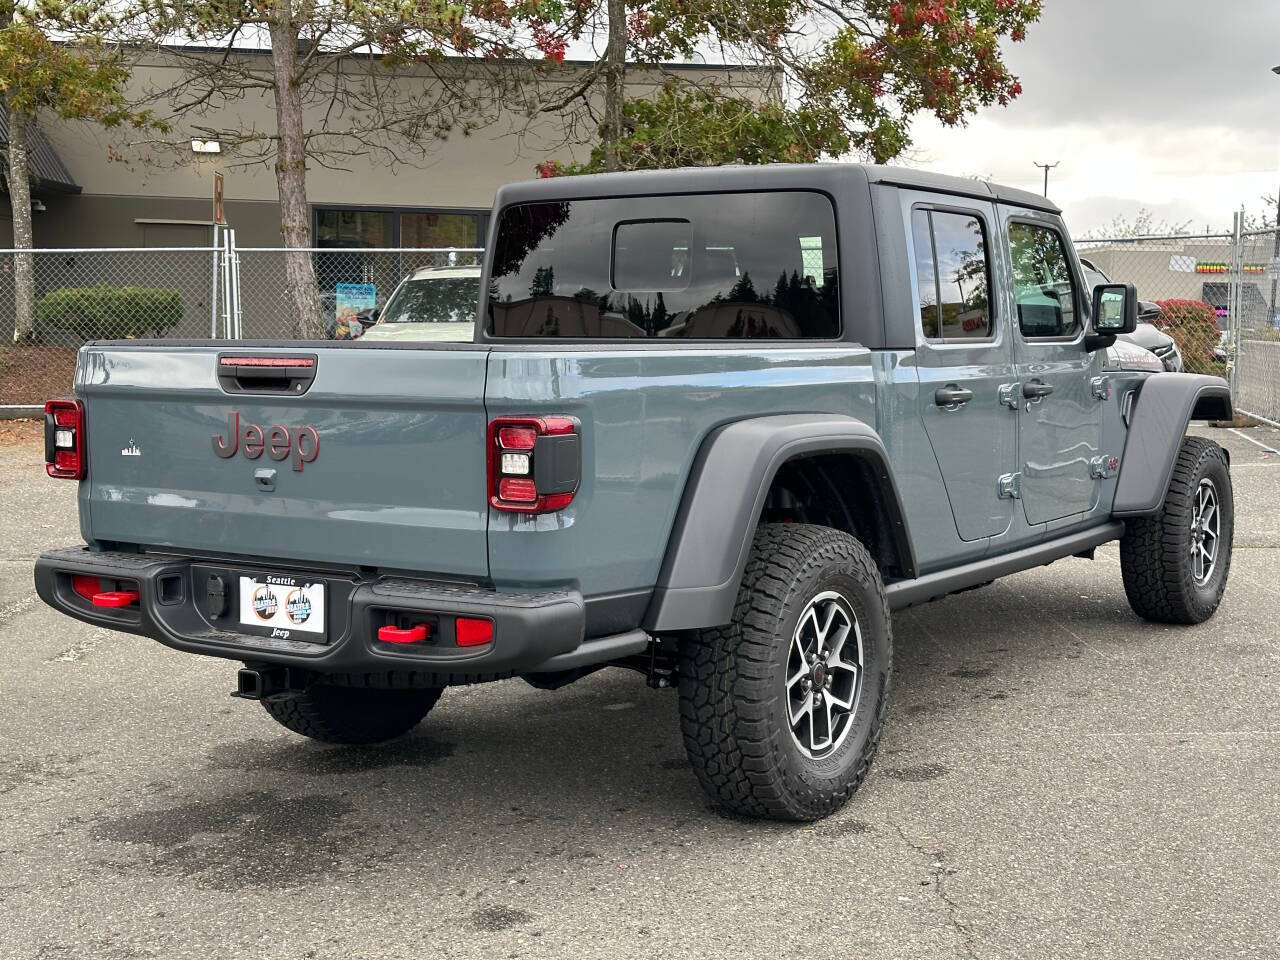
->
[[1229, 428, 1280, 456]]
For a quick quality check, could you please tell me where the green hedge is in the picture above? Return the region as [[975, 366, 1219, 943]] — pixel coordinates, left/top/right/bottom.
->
[[35, 285, 183, 341]]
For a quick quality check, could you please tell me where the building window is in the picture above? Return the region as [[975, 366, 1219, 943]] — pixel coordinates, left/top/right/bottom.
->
[[401, 212, 481, 248], [314, 207, 484, 249], [315, 209, 394, 248]]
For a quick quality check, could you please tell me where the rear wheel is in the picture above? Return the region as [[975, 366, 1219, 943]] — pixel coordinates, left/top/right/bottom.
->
[[261, 683, 443, 745], [1120, 436, 1233, 624], [678, 523, 891, 821]]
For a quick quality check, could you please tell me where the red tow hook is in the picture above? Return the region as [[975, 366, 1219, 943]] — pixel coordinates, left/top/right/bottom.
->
[[378, 624, 429, 644], [92, 590, 140, 608]]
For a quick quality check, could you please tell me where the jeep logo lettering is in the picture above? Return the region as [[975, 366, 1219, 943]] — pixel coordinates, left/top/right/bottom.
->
[[213, 411, 319, 472]]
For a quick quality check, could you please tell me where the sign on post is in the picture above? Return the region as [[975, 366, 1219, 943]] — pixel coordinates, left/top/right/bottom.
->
[[335, 282, 376, 339], [213, 172, 226, 225]]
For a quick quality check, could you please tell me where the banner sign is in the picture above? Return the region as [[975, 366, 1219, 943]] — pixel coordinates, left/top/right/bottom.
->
[[1196, 261, 1266, 275]]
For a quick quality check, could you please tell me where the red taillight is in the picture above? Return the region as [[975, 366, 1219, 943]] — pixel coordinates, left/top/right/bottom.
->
[[498, 477, 537, 502], [487, 416, 580, 514], [541, 492, 575, 511], [218, 356, 314, 368], [456, 617, 493, 647], [45, 398, 86, 480], [497, 426, 537, 450]]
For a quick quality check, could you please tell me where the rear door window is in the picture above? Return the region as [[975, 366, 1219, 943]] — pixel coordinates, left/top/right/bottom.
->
[[910, 208, 994, 342], [488, 192, 839, 339]]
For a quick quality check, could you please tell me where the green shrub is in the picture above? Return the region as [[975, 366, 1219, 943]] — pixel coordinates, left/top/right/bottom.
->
[[35, 285, 183, 342], [1153, 298, 1225, 375]]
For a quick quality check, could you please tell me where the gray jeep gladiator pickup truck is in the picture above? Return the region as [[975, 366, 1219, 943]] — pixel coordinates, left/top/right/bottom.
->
[[36, 165, 1233, 821]]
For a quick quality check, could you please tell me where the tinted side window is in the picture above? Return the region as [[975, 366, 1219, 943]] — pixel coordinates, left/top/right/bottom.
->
[[910, 209, 993, 341], [1009, 221, 1079, 338], [911, 209, 940, 338], [488, 192, 839, 339]]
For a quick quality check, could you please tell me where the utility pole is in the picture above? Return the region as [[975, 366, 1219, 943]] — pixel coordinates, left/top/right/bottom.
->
[[1033, 161, 1060, 197], [1270, 68, 1280, 321]]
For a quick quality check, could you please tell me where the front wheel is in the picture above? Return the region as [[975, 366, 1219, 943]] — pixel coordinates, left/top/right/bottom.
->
[[1120, 436, 1233, 624], [678, 523, 892, 821]]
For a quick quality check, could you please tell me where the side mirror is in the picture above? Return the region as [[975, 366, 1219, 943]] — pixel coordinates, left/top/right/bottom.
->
[[1085, 282, 1137, 351], [1092, 282, 1138, 335], [1086, 282, 1137, 351], [1138, 300, 1161, 323]]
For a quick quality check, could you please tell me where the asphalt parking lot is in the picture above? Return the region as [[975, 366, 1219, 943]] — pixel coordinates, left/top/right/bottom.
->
[[1, 422, 1277, 960]]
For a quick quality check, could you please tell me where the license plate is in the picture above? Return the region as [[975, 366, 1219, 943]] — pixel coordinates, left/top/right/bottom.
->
[[239, 575, 326, 639]]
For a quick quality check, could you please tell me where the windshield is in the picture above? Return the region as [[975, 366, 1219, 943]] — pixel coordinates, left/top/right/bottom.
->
[[380, 276, 480, 324]]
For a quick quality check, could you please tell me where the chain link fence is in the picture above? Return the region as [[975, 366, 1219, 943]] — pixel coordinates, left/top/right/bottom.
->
[[0, 246, 220, 406], [0, 245, 482, 406], [1074, 228, 1280, 426], [1234, 228, 1280, 427], [235, 247, 483, 339], [1073, 234, 1237, 379]]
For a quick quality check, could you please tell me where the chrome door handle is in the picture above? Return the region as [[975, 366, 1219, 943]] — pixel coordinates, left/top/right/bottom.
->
[[934, 385, 974, 408], [1022, 380, 1054, 400]]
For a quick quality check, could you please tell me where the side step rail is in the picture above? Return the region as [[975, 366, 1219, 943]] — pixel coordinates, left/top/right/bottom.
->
[[884, 521, 1124, 610]]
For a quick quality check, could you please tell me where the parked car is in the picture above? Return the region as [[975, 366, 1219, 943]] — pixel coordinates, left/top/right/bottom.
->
[[36, 165, 1233, 822], [360, 265, 481, 343], [1079, 258, 1182, 371]]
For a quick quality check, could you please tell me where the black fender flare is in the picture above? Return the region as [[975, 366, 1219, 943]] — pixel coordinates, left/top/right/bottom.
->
[[1112, 372, 1232, 517], [642, 414, 913, 632]]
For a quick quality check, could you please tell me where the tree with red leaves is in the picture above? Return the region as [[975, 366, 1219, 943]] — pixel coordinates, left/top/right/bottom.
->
[[534, 0, 1041, 173]]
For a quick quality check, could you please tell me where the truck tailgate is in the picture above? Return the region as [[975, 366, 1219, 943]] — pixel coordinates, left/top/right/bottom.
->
[[78, 343, 491, 578]]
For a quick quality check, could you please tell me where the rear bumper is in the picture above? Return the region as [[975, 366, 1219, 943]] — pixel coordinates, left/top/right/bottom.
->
[[33, 546, 639, 680]]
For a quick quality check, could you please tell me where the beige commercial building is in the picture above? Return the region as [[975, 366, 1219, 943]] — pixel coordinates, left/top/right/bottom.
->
[[2, 50, 767, 252]]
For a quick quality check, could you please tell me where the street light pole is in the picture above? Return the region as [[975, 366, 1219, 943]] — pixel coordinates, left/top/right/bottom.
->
[[1033, 160, 1060, 197], [1270, 67, 1279, 321]]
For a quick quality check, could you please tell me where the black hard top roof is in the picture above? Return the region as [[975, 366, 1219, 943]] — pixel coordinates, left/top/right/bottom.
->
[[495, 163, 1061, 215]]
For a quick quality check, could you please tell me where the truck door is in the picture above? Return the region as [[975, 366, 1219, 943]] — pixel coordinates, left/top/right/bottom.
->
[[1002, 212, 1105, 525], [905, 196, 1017, 542]]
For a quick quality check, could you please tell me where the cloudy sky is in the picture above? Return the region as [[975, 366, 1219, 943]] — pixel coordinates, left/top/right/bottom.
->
[[901, 0, 1280, 235]]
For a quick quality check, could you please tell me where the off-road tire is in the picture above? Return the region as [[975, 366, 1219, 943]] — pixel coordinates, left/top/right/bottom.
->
[[678, 523, 892, 821], [261, 683, 443, 745], [1120, 436, 1232, 624]]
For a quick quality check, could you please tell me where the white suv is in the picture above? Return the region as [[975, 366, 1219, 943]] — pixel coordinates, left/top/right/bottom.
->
[[360, 265, 481, 343]]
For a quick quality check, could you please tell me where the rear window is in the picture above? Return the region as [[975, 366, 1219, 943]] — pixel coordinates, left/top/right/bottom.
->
[[487, 192, 840, 339]]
